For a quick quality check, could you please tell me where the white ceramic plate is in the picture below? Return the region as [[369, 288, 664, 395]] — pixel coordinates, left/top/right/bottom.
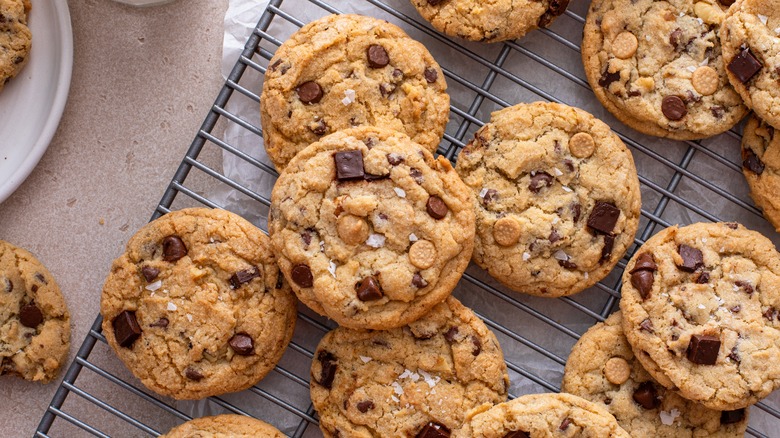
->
[[0, 1, 73, 204]]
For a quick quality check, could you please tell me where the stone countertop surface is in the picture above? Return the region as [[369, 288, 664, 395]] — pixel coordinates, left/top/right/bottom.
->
[[0, 1, 229, 435]]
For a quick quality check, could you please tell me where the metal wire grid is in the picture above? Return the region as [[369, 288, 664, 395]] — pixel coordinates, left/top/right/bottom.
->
[[35, 0, 780, 436]]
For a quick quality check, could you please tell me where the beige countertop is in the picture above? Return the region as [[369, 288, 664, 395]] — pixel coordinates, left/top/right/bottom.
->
[[0, 1, 229, 435]]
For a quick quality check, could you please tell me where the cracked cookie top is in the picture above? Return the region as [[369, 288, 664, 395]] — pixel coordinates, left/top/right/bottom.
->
[[455, 102, 641, 297], [260, 13, 449, 171], [100, 208, 296, 400], [741, 113, 780, 232], [268, 126, 475, 330], [620, 222, 780, 410], [582, 0, 747, 140], [160, 414, 284, 438], [310, 296, 509, 437]]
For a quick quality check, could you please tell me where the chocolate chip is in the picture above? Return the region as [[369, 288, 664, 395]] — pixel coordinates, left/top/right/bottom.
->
[[141, 266, 160, 282], [366, 44, 390, 68], [721, 409, 745, 424], [229, 333, 254, 355], [379, 83, 396, 97], [392, 68, 404, 79], [364, 172, 389, 181], [571, 203, 582, 222], [633, 381, 660, 409], [639, 318, 654, 333], [538, 0, 570, 27], [600, 234, 615, 262], [185, 367, 203, 381], [34, 273, 47, 284], [604, 397, 613, 405], [357, 400, 375, 413], [559, 417, 572, 430], [387, 153, 405, 165], [695, 271, 710, 284], [587, 201, 620, 234], [149, 317, 169, 328], [334, 150, 365, 181], [356, 276, 383, 301], [13, 56, 23, 64], [444, 326, 459, 343], [559, 259, 577, 269], [662, 95, 687, 120], [711, 106, 725, 119], [529, 171, 554, 193], [410, 168, 424, 184], [424, 67, 438, 83], [670, 28, 684, 50], [112, 310, 141, 348], [730, 305, 741, 313], [743, 148, 765, 175], [310, 119, 328, 136], [687, 334, 721, 365], [412, 272, 428, 288], [503, 431, 530, 438], [291, 264, 313, 288], [296, 81, 323, 104], [230, 266, 260, 289], [549, 229, 562, 243], [162, 236, 188, 262], [427, 0, 445, 4], [471, 335, 482, 356], [30, 285, 38, 293], [269, 58, 283, 71], [763, 307, 777, 321], [481, 189, 498, 205], [317, 350, 338, 389], [2, 277, 12, 292], [677, 245, 703, 272], [19, 303, 43, 328], [728, 346, 740, 363], [735, 280, 754, 295], [598, 67, 621, 88], [725, 222, 739, 230], [416, 421, 450, 438], [718, 0, 735, 5], [630, 253, 657, 273], [426, 196, 448, 219], [728, 47, 762, 83]]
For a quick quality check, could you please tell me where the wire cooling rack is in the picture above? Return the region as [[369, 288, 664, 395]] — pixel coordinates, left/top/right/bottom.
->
[[35, 0, 780, 436]]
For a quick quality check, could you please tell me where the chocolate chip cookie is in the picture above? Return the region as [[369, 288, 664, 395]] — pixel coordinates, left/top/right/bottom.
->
[[582, 0, 748, 140], [160, 414, 284, 438], [260, 13, 449, 171], [1, 240, 70, 383], [620, 222, 780, 410], [0, 0, 31, 93], [721, 0, 780, 129], [101, 208, 297, 400], [268, 126, 475, 330], [563, 311, 748, 437], [409, 0, 570, 43], [457, 393, 631, 437], [455, 102, 641, 297], [741, 113, 780, 231], [310, 296, 509, 437]]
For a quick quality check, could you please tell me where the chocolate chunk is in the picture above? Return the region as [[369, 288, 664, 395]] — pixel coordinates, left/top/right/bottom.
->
[[503, 431, 530, 438], [529, 171, 553, 193], [3, 277, 12, 292], [633, 381, 660, 409], [410, 168, 424, 184], [364, 172, 389, 181], [269, 58, 283, 71], [387, 153, 405, 165], [334, 150, 365, 181], [662, 95, 687, 120], [276, 272, 284, 289], [19, 303, 43, 328], [598, 67, 621, 88], [721, 409, 745, 424], [728, 346, 741, 363], [356, 276, 383, 301], [141, 266, 160, 282], [357, 400, 375, 413], [317, 350, 338, 389], [743, 148, 765, 175], [34, 273, 47, 284], [559, 417, 572, 430], [310, 119, 328, 136], [427, 0, 445, 4], [670, 28, 684, 50], [687, 334, 721, 365], [763, 307, 777, 321], [571, 203, 582, 222], [412, 272, 428, 288], [229, 333, 254, 356], [113, 310, 142, 348], [296, 81, 323, 104], [291, 264, 313, 288], [735, 280, 754, 295], [426, 196, 448, 219], [639, 318, 654, 333], [444, 326, 459, 343], [149, 317, 169, 328], [549, 229, 562, 243], [30, 285, 38, 293], [471, 335, 482, 356], [711, 105, 725, 119], [677, 245, 703, 272], [538, 0, 570, 27], [162, 236, 188, 262], [604, 397, 613, 405], [728, 47, 762, 83], [230, 266, 260, 289], [630, 253, 657, 273], [185, 367, 203, 381], [481, 189, 498, 205], [695, 271, 710, 284], [600, 234, 615, 262], [725, 222, 739, 229], [559, 259, 577, 270], [379, 83, 396, 97], [587, 201, 620, 234], [718, 0, 735, 5], [416, 422, 450, 438], [366, 44, 390, 68], [424, 67, 438, 83], [730, 305, 741, 313]]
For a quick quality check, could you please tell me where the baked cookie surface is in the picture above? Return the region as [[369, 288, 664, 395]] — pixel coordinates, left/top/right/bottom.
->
[[310, 296, 509, 437], [0, 240, 70, 383], [582, 0, 747, 139], [455, 102, 641, 297], [101, 208, 297, 400], [0, 0, 31, 93], [562, 312, 748, 437], [620, 222, 780, 410], [741, 113, 780, 231], [160, 414, 284, 438], [409, 0, 570, 43], [260, 13, 449, 171], [269, 126, 474, 330]]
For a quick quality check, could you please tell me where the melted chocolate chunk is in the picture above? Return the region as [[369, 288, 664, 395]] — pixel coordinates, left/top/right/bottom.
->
[[471, 335, 482, 356], [412, 273, 428, 288], [185, 367, 204, 381], [443, 326, 459, 343], [481, 189, 498, 205], [427, 0, 445, 4], [366, 44, 390, 68], [149, 317, 169, 328], [687, 334, 721, 365], [230, 266, 260, 289], [559, 259, 577, 270], [677, 244, 703, 272], [670, 28, 684, 50], [630, 253, 657, 273], [633, 381, 660, 409], [113, 310, 142, 348], [763, 307, 777, 321], [426, 196, 449, 219], [424, 67, 438, 83], [503, 431, 530, 438], [529, 171, 553, 193], [743, 148, 765, 175], [728, 47, 762, 83], [600, 234, 615, 262], [387, 153, 405, 165], [296, 81, 323, 104], [571, 203, 582, 222], [549, 229, 562, 243], [598, 67, 621, 88], [317, 350, 338, 389], [538, 0, 570, 27], [334, 150, 365, 181], [559, 417, 572, 430], [310, 119, 328, 136], [735, 280, 754, 295], [631, 270, 655, 299], [728, 346, 741, 363], [639, 318, 654, 333], [410, 168, 424, 184], [730, 305, 741, 313], [416, 422, 450, 438], [587, 201, 620, 234], [357, 400, 375, 413], [141, 266, 160, 282], [356, 276, 383, 301], [721, 409, 745, 424], [291, 264, 313, 288], [2, 277, 12, 292], [229, 333, 254, 356], [19, 303, 43, 328], [162, 236, 188, 262], [662, 95, 687, 120]]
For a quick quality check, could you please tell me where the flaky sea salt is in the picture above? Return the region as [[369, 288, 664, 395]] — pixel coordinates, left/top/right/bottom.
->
[[758, 14, 768, 25], [699, 58, 709, 66], [775, 27, 780, 35], [562, 186, 573, 192], [479, 188, 489, 198], [366, 234, 386, 248], [552, 217, 560, 224], [553, 168, 563, 176], [392, 381, 405, 396], [659, 408, 680, 426], [418, 370, 440, 388], [687, 65, 697, 73], [186, 314, 193, 322], [553, 249, 569, 261], [320, 241, 325, 252], [394, 187, 406, 198], [145, 280, 162, 291], [342, 89, 356, 105], [167, 302, 177, 311], [409, 233, 419, 242], [391, 395, 400, 402], [697, 304, 706, 309], [522, 252, 531, 261], [360, 355, 372, 363], [328, 260, 337, 278]]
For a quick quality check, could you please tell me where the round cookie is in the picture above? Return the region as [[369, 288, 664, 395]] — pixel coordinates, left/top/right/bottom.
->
[[260, 14, 449, 171], [160, 415, 284, 438], [721, 0, 780, 129], [620, 222, 780, 410], [0, 0, 32, 93], [562, 312, 748, 437], [582, 0, 748, 140], [0, 240, 70, 383], [456, 393, 631, 437], [455, 102, 641, 297], [409, 0, 570, 43], [101, 208, 297, 400], [310, 296, 509, 437], [268, 126, 475, 330], [741, 113, 780, 231]]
